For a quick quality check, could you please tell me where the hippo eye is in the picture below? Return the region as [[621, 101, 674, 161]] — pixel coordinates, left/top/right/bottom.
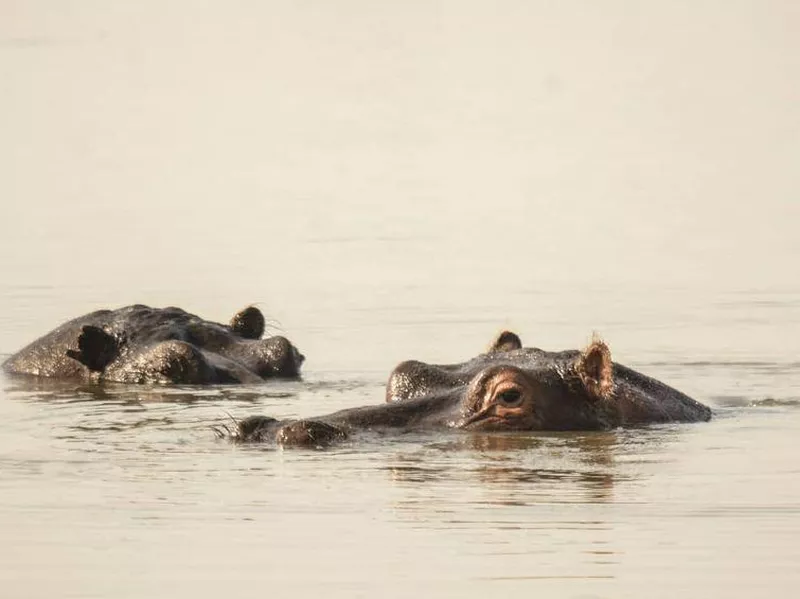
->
[[495, 387, 524, 407]]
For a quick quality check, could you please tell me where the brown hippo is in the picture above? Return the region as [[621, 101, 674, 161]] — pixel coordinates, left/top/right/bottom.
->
[[3, 304, 303, 385], [223, 331, 710, 447]]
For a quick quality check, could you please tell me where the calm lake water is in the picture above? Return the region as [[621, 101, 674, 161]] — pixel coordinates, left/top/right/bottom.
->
[[1, 2, 799, 598]]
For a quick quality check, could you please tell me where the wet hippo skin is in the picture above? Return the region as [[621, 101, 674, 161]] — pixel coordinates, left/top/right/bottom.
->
[[3, 305, 304, 385]]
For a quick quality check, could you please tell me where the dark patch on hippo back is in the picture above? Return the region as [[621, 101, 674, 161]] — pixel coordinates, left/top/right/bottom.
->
[[65, 325, 120, 372]]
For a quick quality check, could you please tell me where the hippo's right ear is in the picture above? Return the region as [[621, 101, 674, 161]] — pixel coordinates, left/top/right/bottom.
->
[[575, 337, 614, 401], [487, 330, 523, 353]]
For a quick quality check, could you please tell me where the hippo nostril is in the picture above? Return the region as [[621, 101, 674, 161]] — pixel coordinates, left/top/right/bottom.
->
[[236, 415, 278, 441], [276, 420, 347, 448]]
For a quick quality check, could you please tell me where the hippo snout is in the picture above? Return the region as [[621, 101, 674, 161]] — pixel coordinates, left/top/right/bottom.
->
[[258, 335, 304, 378]]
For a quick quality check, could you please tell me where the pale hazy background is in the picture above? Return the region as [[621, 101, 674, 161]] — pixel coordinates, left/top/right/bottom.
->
[[2, 1, 798, 370], [1, 2, 799, 598]]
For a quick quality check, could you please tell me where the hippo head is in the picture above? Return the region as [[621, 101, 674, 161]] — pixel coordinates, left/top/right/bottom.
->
[[226, 328, 709, 447], [385, 332, 616, 431], [235, 333, 305, 379], [169, 305, 305, 381], [45, 304, 305, 384]]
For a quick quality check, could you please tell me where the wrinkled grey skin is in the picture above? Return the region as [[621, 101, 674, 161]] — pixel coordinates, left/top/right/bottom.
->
[[227, 331, 710, 448], [3, 305, 304, 385]]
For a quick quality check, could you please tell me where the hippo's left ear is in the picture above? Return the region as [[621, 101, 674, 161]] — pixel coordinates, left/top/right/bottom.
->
[[230, 306, 265, 339], [576, 337, 614, 401], [487, 330, 523, 353]]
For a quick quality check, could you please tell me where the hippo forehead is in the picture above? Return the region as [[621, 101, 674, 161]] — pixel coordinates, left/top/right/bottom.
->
[[100, 305, 192, 338], [100, 305, 237, 346], [387, 347, 583, 402], [418, 347, 581, 377]]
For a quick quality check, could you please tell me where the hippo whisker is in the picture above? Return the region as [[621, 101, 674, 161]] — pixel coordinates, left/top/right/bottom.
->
[[210, 411, 247, 440], [211, 424, 232, 439], [262, 321, 286, 336], [223, 411, 241, 433]]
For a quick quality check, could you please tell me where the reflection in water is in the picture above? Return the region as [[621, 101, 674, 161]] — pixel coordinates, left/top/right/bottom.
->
[[1, 374, 297, 450], [384, 430, 622, 510], [2, 372, 380, 409], [378, 430, 625, 580], [2, 375, 287, 405], [749, 397, 800, 407]]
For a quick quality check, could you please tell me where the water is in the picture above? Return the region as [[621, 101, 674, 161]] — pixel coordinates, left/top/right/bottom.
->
[[2, 2, 799, 597]]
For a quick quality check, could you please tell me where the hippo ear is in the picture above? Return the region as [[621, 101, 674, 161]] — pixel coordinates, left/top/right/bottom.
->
[[575, 337, 614, 401], [230, 306, 265, 339], [487, 330, 523, 353]]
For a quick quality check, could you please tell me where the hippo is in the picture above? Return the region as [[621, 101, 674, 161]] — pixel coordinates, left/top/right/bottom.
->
[[222, 331, 710, 447], [3, 304, 304, 385]]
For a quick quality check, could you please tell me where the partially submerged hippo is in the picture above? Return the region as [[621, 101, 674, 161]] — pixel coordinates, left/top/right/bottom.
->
[[3, 305, 303, 384], [224, 331, 710, 447]]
